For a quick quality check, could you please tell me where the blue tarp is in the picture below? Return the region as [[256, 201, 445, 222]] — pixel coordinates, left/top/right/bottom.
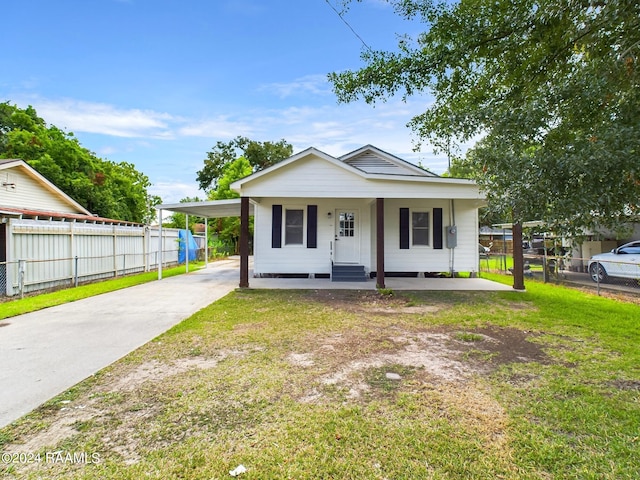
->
[[178, 229, 198, 263]]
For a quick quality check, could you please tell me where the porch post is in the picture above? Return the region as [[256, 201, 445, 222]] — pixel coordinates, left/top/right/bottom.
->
[[376, 197, 385, 289], [239, 196, 250, 288], [512, 221, 525, 290]]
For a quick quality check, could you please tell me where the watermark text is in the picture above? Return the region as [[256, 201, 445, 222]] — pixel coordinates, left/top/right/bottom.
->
[[1, 450, 100, 465]]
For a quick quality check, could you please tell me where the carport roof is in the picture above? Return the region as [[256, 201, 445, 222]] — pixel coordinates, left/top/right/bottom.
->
[[156, 198, 254, 218]]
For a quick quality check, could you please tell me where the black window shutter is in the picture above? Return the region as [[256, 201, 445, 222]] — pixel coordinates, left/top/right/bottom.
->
[[433, 208, 443, 249], [399, 208, 409, 249], [272, 205, 282, 248], [307, 205, 317, 248]]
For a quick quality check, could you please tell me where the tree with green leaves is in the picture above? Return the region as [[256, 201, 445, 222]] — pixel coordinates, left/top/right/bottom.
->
[[196, 136, 292, 192], [208, 157, 253, 254], [0, 102, 158, 223], [330, 0, 640, 236]]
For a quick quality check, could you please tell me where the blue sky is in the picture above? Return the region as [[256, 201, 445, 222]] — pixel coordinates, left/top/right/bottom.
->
[[1, 0, 445, 203]]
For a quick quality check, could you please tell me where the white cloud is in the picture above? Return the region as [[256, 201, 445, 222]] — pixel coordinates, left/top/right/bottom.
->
[[14, 91, 453, 177], [258, 74, 332, 99], [97, 146, 118, 156], [33, 98, 177, 138], [178, 117, 255, 139], [150, 181, 203, 205]]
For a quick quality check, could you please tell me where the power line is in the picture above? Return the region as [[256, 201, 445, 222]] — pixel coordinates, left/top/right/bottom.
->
[[324, 0, 372, 52]]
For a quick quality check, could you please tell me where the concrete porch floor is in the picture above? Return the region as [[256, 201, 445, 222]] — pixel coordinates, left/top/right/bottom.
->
[[223, 258, 514, 291], [247, 275, 513, 291]]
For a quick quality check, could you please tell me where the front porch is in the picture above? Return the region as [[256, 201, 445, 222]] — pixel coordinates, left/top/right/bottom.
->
[[238, 256, 511, 291], [248, 274, 513, 291]]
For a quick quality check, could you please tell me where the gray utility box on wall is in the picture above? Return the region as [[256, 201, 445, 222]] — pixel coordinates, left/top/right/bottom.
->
[[446, 225, 457, 249]]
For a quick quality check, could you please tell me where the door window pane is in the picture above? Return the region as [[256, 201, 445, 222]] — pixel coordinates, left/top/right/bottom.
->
[[339, 212, 355, 237]]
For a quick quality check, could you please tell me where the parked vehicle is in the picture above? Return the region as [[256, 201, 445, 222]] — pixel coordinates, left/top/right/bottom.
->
[[588, 241, 640, 283], [523, 238, 567, 266], [479, 243, 490, 259]]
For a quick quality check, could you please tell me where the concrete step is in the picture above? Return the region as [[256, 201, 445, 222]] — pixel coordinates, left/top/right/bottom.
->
[[332, 264, 367, 282]]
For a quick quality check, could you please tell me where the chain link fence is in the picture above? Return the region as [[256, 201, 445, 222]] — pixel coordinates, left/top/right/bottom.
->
[[480, 253, 640, 297], [0, 248, 210, 299]]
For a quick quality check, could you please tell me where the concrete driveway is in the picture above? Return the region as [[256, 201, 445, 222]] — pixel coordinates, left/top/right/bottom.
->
[[0, 259, 240, 428]]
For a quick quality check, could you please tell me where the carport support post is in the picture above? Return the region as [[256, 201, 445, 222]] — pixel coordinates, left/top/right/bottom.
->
[[185, 214, 189, 273], [376, 197, 385, 289], [204, 216, 208, 268], [158, 209, 163, 280], [239, 196, 250, 288], [512, 221, 525, 290]]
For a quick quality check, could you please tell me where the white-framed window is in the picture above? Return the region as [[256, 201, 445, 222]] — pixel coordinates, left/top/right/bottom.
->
[[284, 208, 304, 245], [412, 211, 430, 246]]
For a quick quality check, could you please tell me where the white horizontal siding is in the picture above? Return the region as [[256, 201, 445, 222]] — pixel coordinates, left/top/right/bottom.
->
[[252, 197, 480, 276], [241, 155, 481, 200], [253, 198, 373, 275], [0, 168, 77, 212], [375, 199, 479, 274]]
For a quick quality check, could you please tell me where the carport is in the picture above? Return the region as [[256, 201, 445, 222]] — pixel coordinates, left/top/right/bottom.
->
[[156, 198, 254, 287]]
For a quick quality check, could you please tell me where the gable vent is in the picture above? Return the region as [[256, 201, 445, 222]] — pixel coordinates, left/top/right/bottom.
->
[[343, 153, 406, 174]]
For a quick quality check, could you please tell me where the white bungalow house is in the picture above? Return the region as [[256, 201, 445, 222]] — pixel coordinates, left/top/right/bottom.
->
[[158, 145, 485, 288]]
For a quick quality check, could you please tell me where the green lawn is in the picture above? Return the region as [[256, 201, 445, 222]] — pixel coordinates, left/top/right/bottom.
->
[[479, 253, 514, 272], [1, 279, 638, 479]]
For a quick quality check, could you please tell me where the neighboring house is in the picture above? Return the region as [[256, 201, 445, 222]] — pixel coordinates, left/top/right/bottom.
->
[[159, 145, 485, 287], [1, 158, 94, 218], [0, 159, 172, 296]]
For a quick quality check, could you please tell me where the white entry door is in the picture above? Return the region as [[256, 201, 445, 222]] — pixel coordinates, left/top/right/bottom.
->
[[335, 210, 359, 263]]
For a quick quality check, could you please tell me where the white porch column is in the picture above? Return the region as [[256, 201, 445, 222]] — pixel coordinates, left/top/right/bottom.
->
[[185, 214, 189, 273]]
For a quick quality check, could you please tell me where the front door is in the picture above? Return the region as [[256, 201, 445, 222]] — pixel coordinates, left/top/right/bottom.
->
[[334, 210, 359, 263]]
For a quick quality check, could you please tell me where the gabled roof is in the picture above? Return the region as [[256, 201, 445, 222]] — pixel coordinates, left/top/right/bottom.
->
[[231, 146, 367, 190], [0, 158, 91, 215], [339, 145, 436, 177], [231, 145, 477, 195]]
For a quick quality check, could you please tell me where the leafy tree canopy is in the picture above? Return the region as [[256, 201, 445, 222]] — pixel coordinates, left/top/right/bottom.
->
[[209, 156, 253, 201], [196, 136, 293, 192], [208, 157, 253, 253], [330, 0, 640, 236], [0, 102, 158, 223]]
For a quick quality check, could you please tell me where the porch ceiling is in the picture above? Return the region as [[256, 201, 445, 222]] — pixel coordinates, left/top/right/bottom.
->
[[156, 198, 254, 218]]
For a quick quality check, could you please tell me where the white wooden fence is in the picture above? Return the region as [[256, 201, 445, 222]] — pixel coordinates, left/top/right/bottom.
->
[[1, 218, 182, 296]]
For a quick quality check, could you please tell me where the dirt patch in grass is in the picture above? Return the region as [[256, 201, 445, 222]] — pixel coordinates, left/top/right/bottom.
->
[[291, 323, 548, 403], [608, 379, 640, 391], [306, 289, 443, 315]]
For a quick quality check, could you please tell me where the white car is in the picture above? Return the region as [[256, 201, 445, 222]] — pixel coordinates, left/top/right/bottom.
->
[[588, 241, 640, 283]]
